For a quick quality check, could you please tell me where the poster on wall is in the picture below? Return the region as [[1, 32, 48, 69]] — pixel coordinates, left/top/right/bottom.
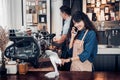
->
[[39, 15, 47, 23], [104, 6, 109, 13]]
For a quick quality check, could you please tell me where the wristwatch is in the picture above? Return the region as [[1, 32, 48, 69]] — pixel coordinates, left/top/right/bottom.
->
[[70, 58, 72, 62]]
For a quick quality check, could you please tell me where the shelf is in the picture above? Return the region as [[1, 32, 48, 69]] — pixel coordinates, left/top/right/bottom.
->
[[23, 0, 51, 33], [85, 0, 120, 21]]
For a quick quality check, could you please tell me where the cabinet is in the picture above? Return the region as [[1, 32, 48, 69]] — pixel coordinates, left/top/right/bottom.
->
[[118, 55, 120, 71], [83, 0, 120, 45], [98, 29, 120, 45], [83, 0, 120, 21], [23, 0, 51, 33], [93, 54, 120, 71]]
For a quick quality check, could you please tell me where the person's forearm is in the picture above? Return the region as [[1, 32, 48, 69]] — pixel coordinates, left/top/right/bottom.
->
[[56, 38, 65, 44], [66, 56, 79, 63], [54, 35, 67, 44], [71, 56, 79, 61], [61, 56, 80, 65], [69, 38, 74, 48]]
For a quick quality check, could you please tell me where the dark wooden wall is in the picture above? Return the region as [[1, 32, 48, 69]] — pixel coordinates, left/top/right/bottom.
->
[[63, 0, 83, 15]]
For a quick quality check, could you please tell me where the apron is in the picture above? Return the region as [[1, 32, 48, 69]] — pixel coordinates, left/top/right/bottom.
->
[[70, 30, 92, 71]]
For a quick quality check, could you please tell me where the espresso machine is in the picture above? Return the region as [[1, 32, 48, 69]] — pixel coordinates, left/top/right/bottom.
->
[[5, 30, 56, 68]]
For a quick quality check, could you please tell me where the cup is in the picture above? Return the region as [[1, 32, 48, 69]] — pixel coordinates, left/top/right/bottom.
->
[[18, 63, 28, 75]]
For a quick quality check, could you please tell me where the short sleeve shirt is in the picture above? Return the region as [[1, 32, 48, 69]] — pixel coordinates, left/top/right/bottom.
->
[[62, 17, 71, 35]]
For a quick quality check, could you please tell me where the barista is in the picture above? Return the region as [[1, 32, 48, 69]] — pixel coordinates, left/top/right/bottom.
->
[[53, 5, 72, 71]]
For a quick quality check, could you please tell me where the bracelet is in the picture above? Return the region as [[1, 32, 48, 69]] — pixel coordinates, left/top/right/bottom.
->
[[70, 58, 72, 62]]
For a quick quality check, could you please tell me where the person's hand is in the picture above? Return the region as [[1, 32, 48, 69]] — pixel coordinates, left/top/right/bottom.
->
[[48, 45, 56, 50], [53, 37, 60, 42], [71, 27, 78, 39], [60, 58, 70, 65], [53, 37, 57, 42]]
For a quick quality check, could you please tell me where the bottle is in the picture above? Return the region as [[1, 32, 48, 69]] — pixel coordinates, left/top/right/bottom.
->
[[87, 0, 91, 5], [91, 0, 95, 4], [111, 0, 115, 3], [101, 0, 107, 4], [96, 0, 101, 7], [100, 21, 105, 31], [39, 7, 43, 14], [92, 13, 97, 21], [107, 0, 111, 3]]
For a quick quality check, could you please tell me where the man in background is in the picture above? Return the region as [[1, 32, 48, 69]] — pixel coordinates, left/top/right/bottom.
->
[[53, 5, 71, 71]]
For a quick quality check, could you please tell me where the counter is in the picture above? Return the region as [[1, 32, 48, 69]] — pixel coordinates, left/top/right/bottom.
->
[[98, 48, 120, 54], [1, 45, 120, 72], [94, 45, 120, 71], [1, 71, 120, 80], [98, 45, 120, 54]]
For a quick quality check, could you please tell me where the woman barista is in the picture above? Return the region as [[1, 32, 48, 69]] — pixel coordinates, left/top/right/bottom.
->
[[61, 11, 98, 71]]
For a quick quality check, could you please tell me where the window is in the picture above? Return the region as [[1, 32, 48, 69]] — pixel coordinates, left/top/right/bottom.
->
[[0, 0, 8, 28]]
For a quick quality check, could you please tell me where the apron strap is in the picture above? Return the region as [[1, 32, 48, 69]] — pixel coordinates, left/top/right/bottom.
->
[[81, 29, 88, 41]]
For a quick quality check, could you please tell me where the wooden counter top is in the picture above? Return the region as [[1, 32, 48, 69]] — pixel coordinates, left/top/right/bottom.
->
[[1, 71, 120, 80]]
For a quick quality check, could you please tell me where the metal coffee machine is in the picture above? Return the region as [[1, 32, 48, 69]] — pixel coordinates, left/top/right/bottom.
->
[[5, 30, 56, 68]]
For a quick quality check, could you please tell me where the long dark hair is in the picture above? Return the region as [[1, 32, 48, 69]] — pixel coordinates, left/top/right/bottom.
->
[[67, 11, 99, 41]]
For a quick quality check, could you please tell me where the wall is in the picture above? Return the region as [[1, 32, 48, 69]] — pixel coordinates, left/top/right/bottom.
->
[[22, 0, 63, 35], [11, 0, 22, 29], [0, 0, 22, 30], [8, 0, 22, 29], [5, 0, 63, 35], [51, 0, 63, 37]]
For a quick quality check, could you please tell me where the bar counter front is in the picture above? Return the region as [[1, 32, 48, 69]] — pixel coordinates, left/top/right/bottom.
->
[[1, 71, 120, 80]]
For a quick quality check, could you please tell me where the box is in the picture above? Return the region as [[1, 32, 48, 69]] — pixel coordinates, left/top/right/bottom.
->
[[5, 61, 17, 74]]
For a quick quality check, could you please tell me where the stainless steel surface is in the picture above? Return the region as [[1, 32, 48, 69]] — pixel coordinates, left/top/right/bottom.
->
[[98, 45, 120, 54]]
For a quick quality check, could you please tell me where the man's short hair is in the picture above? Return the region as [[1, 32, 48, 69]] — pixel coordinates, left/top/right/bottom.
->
[[60, 5, 71, 15]]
